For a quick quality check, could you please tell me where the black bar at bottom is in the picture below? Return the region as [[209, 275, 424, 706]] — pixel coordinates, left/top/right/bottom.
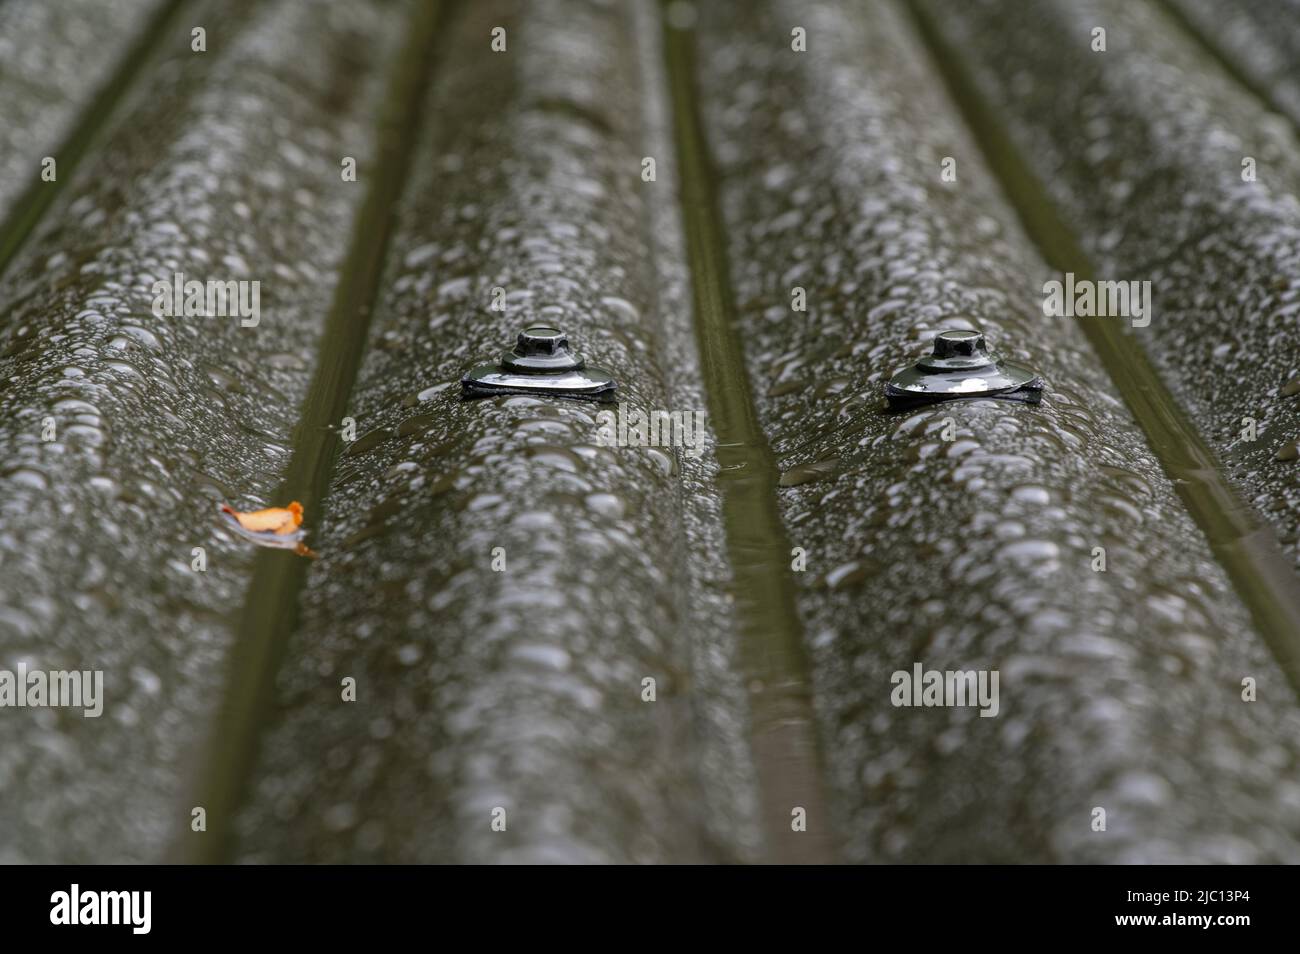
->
[[1, 864, 1282, 940]]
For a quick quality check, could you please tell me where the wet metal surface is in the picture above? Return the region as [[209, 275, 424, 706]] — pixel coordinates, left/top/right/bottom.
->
[[0, 0, 408, 862], [1166, 0, 1300, 128], [180, 0, 442, 864], [232, 0, 762, 864], [5, 0, 1300, 866], [0, 0, 168, 230], [921, 0, 1300, 576], [663, 4, 837, 862], [696, 0, 1300, 861]]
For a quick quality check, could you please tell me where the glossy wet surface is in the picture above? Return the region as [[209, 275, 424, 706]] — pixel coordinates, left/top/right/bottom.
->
[[0, 0, 165, 227], [0, 0, 405, 862], [231, 0, 759, 864], [925, 0, 1300, 572], [2, 0, 1299, 863], [700, 0, 1300, 861]]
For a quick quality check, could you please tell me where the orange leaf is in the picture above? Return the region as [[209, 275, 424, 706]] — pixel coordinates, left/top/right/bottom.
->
[[220, 501, 304, 535]]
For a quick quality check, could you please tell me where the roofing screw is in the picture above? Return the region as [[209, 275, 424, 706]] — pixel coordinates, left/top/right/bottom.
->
[[885, 329, 1043, 411], [501, 326, 583, 373], [463, 325, 617, 401]]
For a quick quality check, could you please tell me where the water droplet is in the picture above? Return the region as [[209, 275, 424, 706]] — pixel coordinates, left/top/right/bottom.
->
[[527, 446, 580, 472], [202, 364, 245, 393], [345, 428, 395, 457], [397, 414, 438, 437], [768, 378, 810, 397], [644, 447, 676, 476], [1009, 485, 1050, 505], [780, 457, 840, 487], [584, 492, 625, 519], [4, 467, 48, 490], [510, 643, 571, 670], [402, 381, 453, 406], [825, 560, 873, 589]]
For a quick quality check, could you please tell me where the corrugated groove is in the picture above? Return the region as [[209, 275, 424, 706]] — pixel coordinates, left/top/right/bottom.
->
[[905, 0, 1300, 695], [174, 0, 449, 864], [661, 5, 837, 863], [0, 0, 190, 281]]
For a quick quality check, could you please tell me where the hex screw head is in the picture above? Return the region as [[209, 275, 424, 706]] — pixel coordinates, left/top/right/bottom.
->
[[514, 325, 568, 357], [917, 328, 996, 373], [500, 325, 584, 373], [932, 329, 986, 359]]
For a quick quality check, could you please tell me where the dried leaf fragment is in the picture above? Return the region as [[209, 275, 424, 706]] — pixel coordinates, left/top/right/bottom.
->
[[221, 501, 303, 534], [218, 500, 317, 558]]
